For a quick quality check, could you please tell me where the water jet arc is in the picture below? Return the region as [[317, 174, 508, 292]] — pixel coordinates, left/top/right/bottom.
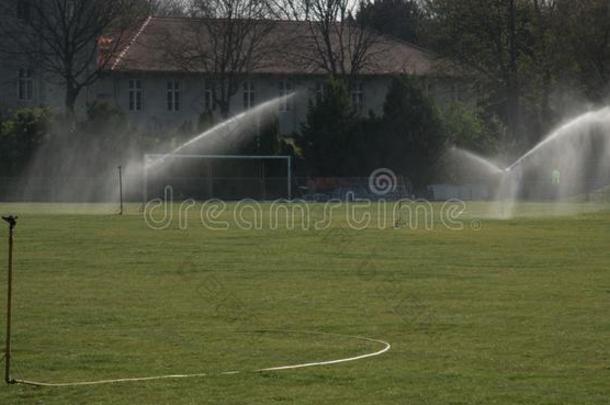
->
[[449, 147, 504, 175], [506, 108, 610, 171], [146, 93, 297, 171]]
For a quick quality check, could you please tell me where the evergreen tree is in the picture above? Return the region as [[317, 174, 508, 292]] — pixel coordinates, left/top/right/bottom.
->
[[377, 76, 447, 187], [299, 78, 362, 176], [299, 76, 449, 185], [0, 108, 51, 176]]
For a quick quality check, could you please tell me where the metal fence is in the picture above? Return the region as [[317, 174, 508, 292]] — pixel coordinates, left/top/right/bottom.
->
[[0, 175, 411, 203], [0, 176, 130, 203], [146, 176, 291, 201], [0, 175, 289, 203], [2, 175, 609, 203]]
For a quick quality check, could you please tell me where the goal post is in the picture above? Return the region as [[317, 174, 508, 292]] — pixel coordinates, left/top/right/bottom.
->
[[143, 154, 292, 203]]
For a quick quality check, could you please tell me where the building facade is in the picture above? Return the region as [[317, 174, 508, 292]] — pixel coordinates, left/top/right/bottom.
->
[[2, 12, 462, 134], [0, 0, 94, 115], [94, 73, 399, 135]]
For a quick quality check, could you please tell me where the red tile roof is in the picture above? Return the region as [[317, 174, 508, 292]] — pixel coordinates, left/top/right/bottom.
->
[[108, 16, 439, 76]]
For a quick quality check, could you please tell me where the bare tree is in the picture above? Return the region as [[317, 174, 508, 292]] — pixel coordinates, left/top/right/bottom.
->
[[556, 0, 610, 102], [271, 0, 381, 77], [164, 0, 277, 118], [0, 0, 140, 115], [136, 0, 189, 16], [423, 0, 530, 147]]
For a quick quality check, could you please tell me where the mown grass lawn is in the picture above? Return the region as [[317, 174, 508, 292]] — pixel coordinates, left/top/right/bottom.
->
[[0, 202, 609, 404]]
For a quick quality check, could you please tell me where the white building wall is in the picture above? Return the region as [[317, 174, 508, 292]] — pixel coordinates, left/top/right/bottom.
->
[[0, 58, 92, 117], [0, 60, 74, 114], [0, 0, 87, 116], [93, 73, 393, 136]]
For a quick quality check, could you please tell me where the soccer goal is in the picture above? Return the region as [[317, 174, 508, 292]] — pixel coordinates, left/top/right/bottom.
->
[[143, 154, 292, 203]]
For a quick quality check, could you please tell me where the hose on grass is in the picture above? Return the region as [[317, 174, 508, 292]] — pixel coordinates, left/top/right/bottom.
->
[[10, 331, 391, 387]]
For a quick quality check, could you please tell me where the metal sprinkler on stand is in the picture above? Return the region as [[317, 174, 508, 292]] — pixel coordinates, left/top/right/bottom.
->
[[2, 215, 17, 384], [118, 165, 124, 216]]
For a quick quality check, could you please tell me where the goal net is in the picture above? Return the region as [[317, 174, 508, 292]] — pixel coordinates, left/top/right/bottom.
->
[[143, 154, 292, 202]]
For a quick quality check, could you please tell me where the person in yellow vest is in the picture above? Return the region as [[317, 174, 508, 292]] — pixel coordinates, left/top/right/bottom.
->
[[551, 168, 561, 199], [552, 169, 561, 185]]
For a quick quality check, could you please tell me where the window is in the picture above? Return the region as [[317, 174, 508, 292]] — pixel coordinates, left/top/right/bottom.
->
[[351, 81, 364, 112], [315, 82, 326, 102], [17, 0, 31, 22], [243, 81, 255, 109], [128, 79, 142, 111], [18, 68, 33, 101], [167, 80, 180, 112], [279, 80, 294, 112], [204, 80, 213, 111]]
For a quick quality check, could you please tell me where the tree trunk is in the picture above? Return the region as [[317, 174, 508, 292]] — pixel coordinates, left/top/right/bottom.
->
[[65, 83, 79, 121], [540, 69, 552, 134], [507, 0, 521, 146], [219, 101, 231, 119]]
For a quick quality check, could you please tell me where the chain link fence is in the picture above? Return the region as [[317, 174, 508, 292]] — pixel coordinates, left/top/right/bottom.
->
[[2, 175, 609, 203]]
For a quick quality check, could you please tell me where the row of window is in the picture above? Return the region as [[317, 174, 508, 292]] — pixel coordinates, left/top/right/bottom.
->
[[127, 80, 366, 112], [129, 79, 222, 112], [14, 72, 365, 108], [12, 71, 461, 112]]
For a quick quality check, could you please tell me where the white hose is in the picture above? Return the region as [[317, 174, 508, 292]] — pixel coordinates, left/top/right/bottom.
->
[[13, 331, 391, 387]]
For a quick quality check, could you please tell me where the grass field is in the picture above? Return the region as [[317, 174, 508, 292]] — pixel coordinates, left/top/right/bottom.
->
[[0, 202, 609, 404]]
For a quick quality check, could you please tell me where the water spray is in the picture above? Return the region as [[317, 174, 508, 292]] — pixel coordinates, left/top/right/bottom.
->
[[2, 215, 17, 384], [449, 147, 504, 175], [144, 93, 298, 172]]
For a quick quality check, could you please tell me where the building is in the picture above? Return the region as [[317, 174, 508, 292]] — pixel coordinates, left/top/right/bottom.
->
[[0, 0, 93, 115], [1, 12, 462, 134], [97, 17, 460, 135]]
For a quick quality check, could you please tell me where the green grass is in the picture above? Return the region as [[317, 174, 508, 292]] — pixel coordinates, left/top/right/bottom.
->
[[0, 202, 609, 404]]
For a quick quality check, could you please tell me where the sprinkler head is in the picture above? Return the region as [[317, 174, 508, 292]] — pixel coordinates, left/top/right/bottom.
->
[[2, 216, 18, 229]]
